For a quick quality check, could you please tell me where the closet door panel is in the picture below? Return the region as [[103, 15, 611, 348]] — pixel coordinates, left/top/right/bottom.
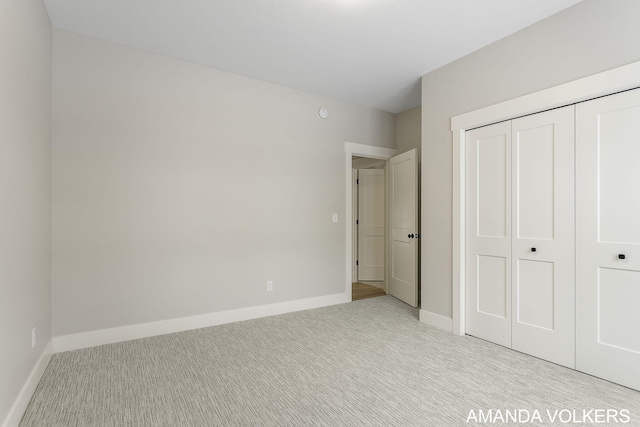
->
[[597, 268, 640, 353], [516, 259, 554, 330], [466, 122, 512, 348], [511, 106, 575, 368], [577, 88, 640, 391], [477, 135, 509, 238], [477, 255, 508, 318], [598, 103, 640, 244], [515, 124, 555, 240]]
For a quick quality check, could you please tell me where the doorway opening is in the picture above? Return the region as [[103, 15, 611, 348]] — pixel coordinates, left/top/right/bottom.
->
[[344, 142, 419, 307], [352, 156, 386, 300], [344, 142, 395, 302]]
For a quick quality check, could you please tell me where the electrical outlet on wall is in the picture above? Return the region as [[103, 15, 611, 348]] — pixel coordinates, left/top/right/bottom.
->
[[32, 327, 36, 349], [266, 280, 273, 291]]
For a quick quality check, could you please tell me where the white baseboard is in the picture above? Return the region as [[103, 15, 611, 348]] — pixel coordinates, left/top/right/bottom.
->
[[419, 309, 453, 333], [2, 339, 52, 427], [53, 292, 349, 353]]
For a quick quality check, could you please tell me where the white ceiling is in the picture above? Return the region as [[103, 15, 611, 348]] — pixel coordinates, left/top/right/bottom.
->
[[43, 0, 582, 113]]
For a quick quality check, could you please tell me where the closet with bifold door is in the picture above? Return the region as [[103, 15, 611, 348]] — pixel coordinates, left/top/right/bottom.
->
[[466, 106, 575, 369], [465, 88, 640, 391]]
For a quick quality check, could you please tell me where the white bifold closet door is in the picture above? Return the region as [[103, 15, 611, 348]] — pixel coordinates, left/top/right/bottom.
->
[[511, 107, 575, 368], [466, 106, 575, 368], [576, 88, 640, 391], [466, 121, 512, 348]]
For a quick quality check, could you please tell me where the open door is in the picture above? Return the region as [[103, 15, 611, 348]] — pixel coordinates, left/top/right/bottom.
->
[[387, 149, 419, 307]]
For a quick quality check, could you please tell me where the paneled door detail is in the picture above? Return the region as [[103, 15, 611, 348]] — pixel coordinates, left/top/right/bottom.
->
[[357, 169, 385, 281], [511, 106, 575, 368], [576, 88, 640, 391], [387, 149, 419, 307], [466, 122, 512, 348]]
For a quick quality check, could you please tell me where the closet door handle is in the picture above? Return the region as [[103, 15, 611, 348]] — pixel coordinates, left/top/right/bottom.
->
[[619, 254, 626, 260], [408, 234, 415, 239], [531, 247, 537, 252]]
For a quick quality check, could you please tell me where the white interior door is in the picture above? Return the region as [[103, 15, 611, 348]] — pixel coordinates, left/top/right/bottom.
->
[[465, 122, 512, 348], [576, 88, 640, 391], [511, 106, 575, 368], [352, 169, 358, 282], [357, 169, 385, 281], [387, 149, 418, 307]]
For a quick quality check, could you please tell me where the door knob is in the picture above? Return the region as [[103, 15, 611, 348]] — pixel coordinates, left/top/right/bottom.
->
[[531, 248, 536, 252], [619, 254, 626, 260], [408, 234, 414, 239]]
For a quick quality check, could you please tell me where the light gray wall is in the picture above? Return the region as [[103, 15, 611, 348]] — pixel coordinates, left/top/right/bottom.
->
[[395, 106, 421, 155], [0, 0, 52, 422], [52, 31, 396, 336], [421, 0, 640, 319]]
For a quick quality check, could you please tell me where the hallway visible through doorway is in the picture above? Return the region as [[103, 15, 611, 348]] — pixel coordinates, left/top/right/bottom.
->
[[352, 282, 385, 301]]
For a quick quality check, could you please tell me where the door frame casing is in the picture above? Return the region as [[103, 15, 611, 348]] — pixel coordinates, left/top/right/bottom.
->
[[451, 60, 640, 336], [345, 142, 396, 300]]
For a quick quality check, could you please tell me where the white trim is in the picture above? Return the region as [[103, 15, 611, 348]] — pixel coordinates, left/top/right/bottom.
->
[[53, 293, 347, 353], [452, 128, 466, 336], [2, 339, 52, 427], [344, 142, 396, 299], [419, 310, 453, 333], [451, 61, 640, 132], [450, 60, 640, 337]]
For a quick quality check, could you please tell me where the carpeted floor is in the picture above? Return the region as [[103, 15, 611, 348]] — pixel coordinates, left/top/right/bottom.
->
[[20, 296, 640, 426]]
